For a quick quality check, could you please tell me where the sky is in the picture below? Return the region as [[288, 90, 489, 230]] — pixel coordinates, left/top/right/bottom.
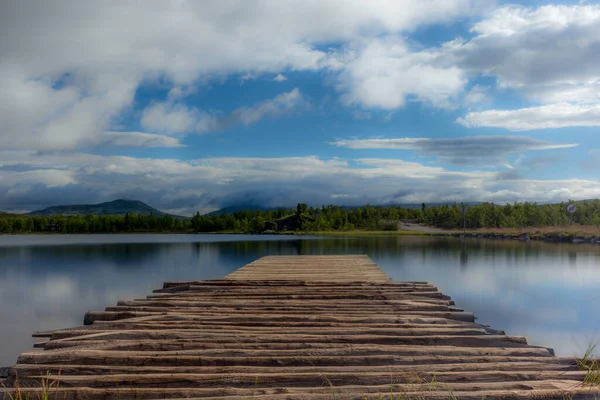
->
[[1, 0, 600, 216]]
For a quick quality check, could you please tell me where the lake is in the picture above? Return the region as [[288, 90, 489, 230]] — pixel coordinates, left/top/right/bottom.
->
[[1, 233, 599, 367]]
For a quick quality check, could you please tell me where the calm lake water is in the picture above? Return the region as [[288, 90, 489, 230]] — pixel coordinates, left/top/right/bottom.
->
[[1, 234, 599, 366]]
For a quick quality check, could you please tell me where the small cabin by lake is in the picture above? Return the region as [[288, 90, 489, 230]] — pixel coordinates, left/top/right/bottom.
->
[[265, 214, 316, 231]]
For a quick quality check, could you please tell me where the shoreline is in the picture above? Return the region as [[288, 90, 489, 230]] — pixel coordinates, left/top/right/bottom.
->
[[313, 229, 600, 244], [2, 228, 600, 244], [433, 231, 600, 244]]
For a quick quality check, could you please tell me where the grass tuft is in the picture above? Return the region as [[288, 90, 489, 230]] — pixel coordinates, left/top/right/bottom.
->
[[577, 345, 600, 386]]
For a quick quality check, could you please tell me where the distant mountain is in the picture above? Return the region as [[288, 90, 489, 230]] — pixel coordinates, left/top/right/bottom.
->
[[0, 211, 20, 219], [28, 199, 185, 218], [205, 205, 287, 216]]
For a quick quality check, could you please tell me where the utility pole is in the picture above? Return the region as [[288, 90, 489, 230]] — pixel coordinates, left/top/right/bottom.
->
[[461, 203, 467, 235], [567, 204, 577, 225]]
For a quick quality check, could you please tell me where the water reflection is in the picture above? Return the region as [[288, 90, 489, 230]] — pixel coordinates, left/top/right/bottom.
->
[[0, 234, 599, 366]]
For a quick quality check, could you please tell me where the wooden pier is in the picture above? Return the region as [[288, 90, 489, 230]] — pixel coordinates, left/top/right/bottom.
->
[[3, 255, 596, 399]]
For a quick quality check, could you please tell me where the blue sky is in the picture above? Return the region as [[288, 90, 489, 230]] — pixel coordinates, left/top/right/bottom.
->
[[1, 0, 600, 215]]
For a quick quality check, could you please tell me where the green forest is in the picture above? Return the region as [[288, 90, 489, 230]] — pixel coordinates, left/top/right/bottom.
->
[[1, 200, 599, 234]]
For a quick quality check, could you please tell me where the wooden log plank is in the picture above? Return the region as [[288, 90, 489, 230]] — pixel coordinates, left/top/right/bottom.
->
[[157, 288, 446, 295], [5, 386, 596, 400], [38, 337, 550, 353], [17, 370, 587, 389], [82, 310, 477, 325], [44, 330, 529, 346], [162, 280, 431, 288], [135, 297, 453, 306], [114, 298, 453, 307], [23, 343, 556, 359], [35, 319, 483, 339], [103, 305, 457, 314], [32, 320, 492, 342], [12, 360, 578, 376], [45, 326, 497, 341], [149, 291, 453, 300]]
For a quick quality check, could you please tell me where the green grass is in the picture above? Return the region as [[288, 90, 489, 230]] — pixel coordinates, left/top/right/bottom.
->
[[578, 345, 600, 386]]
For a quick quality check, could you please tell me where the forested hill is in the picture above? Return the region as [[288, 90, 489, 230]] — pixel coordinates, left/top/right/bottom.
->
[[205, 205, 275, 216], [28, 199, 183, 218], [191, 200, 600, 232]]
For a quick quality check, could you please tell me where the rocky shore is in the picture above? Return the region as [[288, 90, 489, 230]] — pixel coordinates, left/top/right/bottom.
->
[[438, 232, 600, 244]]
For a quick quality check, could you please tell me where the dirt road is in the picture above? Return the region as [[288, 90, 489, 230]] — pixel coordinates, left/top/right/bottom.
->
[[399, 223, 449, 233]]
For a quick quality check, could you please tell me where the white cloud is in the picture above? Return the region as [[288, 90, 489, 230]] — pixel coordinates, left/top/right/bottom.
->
[[523, 84, 600, 105], [141, 102, 200, 135], [194, 113, 222, 134], [457, 103, 600, 131], [0, 66, 137, 151], [451, 4, 600, 90], [336, 36, 466, 109], [331, 136, 578, 165], [0, 0, 489, 152], [140, 89, 306, 135], [167, 86, 197, 101], [464, 85, 490, 107], [231, 88, 306, 125], [449, 4, 600, 130], [273, 74, 288, 82], [101, 131, 184, 148], [349, 137, 567, 154]]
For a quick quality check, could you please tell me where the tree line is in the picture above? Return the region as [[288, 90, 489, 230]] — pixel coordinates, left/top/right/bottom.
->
[[0, 213, 188, 234], [1, 200, 599, 234]]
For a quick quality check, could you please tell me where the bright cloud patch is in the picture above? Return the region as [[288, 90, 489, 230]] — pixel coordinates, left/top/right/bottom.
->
[[451, 4, 600, 130], [101, 132, 184, 148], [337, 36, 466, 109], [141, 103, 201, 135], [457, 103, 600, 131], [139, 89, 306, 135], [230, 88, 306, 125], [331, 136, 578, 164]]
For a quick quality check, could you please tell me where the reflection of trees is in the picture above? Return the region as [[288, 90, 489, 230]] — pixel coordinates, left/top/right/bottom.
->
[[460, 239, 468, 269], [568, 251, 577, 267], [0, 243, 166, 273], [213, 236, 556, 264], [2, 236, 597, 280]]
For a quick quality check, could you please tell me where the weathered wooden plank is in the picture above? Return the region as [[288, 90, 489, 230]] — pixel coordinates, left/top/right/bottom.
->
[[3, 379, 593, 395], [162, 280, 433, 288], [27, 343, 556, 357], [5, 386, 597, 400], [11, 361, 580, 377], [12, 370, 589, 389], [225, 255, 391, 282], [16, 352, 563, 368], [45, 327, 497, 341], [82, 310, 477, 324]]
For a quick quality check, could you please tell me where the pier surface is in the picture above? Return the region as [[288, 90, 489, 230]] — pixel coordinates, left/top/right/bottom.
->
[[4, 255, 595, 399]]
